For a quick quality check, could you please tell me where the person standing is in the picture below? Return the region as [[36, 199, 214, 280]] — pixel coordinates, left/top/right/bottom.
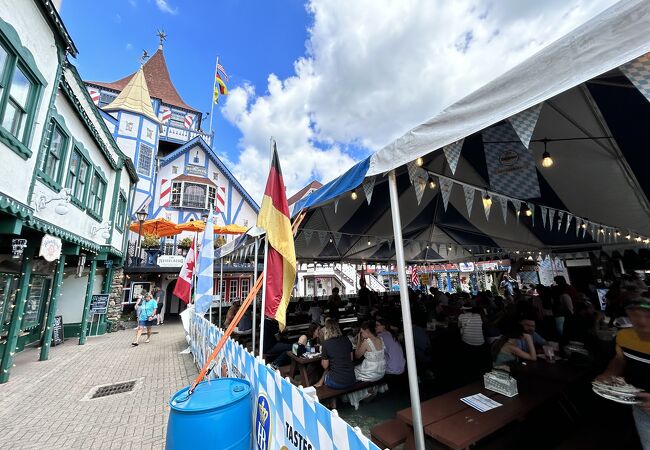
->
[[598, 297, 650, 449], [154, 287, 165, 325], [132, 293, 157, 346]]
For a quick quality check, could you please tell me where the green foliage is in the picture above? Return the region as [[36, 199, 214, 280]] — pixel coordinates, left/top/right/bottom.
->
[[141, 233, 160, 249], [178, 237, 193, 249]]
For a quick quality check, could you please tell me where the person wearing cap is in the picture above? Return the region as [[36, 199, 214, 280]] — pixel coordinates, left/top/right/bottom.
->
[[598, 297, 650, 448]]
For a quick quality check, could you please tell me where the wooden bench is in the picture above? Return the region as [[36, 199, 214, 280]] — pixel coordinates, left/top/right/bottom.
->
[[314, 378, 385, 408], [371, 418, 410, 449]]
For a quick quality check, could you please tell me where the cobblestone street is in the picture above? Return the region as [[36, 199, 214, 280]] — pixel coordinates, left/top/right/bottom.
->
[[0, 321, 196, 450]]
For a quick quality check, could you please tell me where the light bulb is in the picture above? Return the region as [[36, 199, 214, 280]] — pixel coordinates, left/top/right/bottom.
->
[[429, 180, 436, 189], [486, 249, 491, 253], [616, 230, 621, 237], [482, 193, 492, 208], [625, 234, 631, 240], [415, 157, 424, 167], [581, 223, 587, 229], [541, 151, 553, 168], [367, 240, 371, 246], [351, 191, 358, 200], [599, 227, 604, 234], [525, 207, 533, 217]]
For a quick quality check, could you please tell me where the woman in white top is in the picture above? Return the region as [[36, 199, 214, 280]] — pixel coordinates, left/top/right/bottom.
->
[[354, 321, 385, 382]]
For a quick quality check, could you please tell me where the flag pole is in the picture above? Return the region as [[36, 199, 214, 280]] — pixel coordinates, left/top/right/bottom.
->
[[252, 237, 259, 353], [258, 236, 269, 357], [208, 56, 218, 135], [219, 258, 224, 326]]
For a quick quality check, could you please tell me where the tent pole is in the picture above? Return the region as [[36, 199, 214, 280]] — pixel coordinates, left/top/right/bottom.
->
[[258, 236, 269, 357], [219, 258, 224, 327], [388, 169, 426, 450], [252, 237, 259, 353]]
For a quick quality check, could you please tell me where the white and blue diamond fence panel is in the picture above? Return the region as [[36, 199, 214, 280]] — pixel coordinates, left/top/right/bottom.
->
[[189, 313, 381, 450]]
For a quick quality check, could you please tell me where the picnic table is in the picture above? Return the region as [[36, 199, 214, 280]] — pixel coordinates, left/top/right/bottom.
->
[[286, 351, 322, 387], [398, 361, 587, 450]]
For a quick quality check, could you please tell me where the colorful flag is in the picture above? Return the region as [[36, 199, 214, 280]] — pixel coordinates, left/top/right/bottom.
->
[[173, 238, 195, 304], [194, 211, 216, 314], [217, 63, 229, 82], [257, 142, 296, 330], [213, 73, 228, 104], [410, 266, 420, 287]]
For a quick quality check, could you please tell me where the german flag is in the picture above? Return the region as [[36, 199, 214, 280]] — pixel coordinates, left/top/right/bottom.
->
[[213, 73, 228, 104], [257, 142, 296, 330]]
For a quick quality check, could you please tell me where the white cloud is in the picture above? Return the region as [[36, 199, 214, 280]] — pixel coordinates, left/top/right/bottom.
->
[[155, 0, 178, 15], [125, 43, 133, 51], [222, 0, 619, 203]]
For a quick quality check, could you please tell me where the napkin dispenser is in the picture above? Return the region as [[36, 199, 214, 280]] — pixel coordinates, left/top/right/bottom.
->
[[484, 370, 518, 397]]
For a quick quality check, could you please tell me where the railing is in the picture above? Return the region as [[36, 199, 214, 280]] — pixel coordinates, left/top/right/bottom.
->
[[160, 123, 213, 146]]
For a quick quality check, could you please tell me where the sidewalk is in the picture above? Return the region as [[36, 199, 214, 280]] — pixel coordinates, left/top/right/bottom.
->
[[0, 321, 196, 450]]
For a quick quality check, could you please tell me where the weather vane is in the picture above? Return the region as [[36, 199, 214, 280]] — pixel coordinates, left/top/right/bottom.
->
[[140, 50, 150, 65], [156, 29, 167, 48]]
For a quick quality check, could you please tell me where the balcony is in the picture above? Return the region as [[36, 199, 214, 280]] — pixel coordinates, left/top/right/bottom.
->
[[160, 123, 213, 147]]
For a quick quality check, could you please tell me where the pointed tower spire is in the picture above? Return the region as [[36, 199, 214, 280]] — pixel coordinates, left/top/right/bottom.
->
[[103, 66, 160, 123]]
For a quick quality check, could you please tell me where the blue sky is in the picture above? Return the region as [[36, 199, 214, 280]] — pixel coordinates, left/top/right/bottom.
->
[[61, 0, 311, 164], [60, 0, 618, 202]]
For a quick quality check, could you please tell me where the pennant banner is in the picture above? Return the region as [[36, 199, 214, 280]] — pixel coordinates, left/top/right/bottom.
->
[[482, 123, 541, 199], [483, 196, 492, 221], [463, 185, 475, 217], [334, 198, 339, 214], [317, 231, 327, 246], [540, 206, 548, 229], [511, 199, 522, 224], [497, 195, 508, 223], [548, 208, 556, 231], [362, 176, 376, 205], [302, 229, 313, 245], [621, 52, 650, 103], [566, 213, 573, 234], [528, 203, 535, 226], [507, 103, 543, 149], [414, 177, 427, 205], [439, 178, 454, 211], [557, 211, 564, 231], [333, 232, 342, 248], [442, 139, 464, 174]]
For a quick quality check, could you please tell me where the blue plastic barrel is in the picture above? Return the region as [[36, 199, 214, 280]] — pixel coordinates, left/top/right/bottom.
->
[[166, 378, 252, 449]]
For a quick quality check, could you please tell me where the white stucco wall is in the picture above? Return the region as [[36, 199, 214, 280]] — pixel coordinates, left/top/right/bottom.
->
[[57, 270, 104, 324], [117, 112, 140, 138], [0, 0, 59, 203]]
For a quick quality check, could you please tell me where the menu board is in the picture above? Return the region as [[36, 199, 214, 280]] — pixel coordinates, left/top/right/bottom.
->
[[22, 276, 46, 328], [51, 315, 64, 346], [90, 294, 109, 314]]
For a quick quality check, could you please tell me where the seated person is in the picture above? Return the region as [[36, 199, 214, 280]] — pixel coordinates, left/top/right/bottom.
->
[[376, 318, 405, 375], [292, 335, 308, 357], [493, 323, 537, 368], [306, 323, 321, 348], [412, 317, 432, 369], [354, 321, 385, 382], [264, 319, 293, 370], [224, 301, 240, 328], [315, 319, 356, 389], [234, 309, 252, 333], [308, 300, 323, 325], [517, 316, 546, 352]]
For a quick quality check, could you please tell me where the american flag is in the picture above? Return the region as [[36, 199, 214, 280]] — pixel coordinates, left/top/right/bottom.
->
[[216, 63, 229, 82], [410, 266, 420, 287]]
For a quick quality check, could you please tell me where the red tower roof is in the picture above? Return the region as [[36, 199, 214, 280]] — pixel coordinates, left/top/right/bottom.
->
[[87, 49, 198, 113]]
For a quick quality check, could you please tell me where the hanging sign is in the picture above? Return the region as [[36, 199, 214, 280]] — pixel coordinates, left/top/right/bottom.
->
[[39, 235, 62, 262], [185, 165, 208, 177], [89, 294, 109, 315], [12, 239, 27, 259], [459, 262, 475, 272], [157, 255, 185, 267], [483, 123, 541, 199]]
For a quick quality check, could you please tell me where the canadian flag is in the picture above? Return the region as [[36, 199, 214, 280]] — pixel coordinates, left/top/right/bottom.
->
[[173, 238, 195, 304]]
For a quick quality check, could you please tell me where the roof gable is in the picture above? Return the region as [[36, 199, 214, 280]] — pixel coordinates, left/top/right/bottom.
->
[[86, 49, 197, 112], [160, 136, 259, 212]]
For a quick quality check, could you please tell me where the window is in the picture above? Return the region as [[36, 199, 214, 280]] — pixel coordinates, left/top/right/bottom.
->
[[116, 192, 127, 231], [87, 170, 106, 218], [0, 25, 46, 159], [137, 143, 153, 176], [207, 186, 216, 210], [169, 110, 185, 128], [168, 181, 216, 210], [98, 91, 116, 107], [39, 121, 68, 185], [240, 279, 250, 301], [66, 148, 90, 204], [170, 181, 182, 207], [1, 64, 32, 142], [229, 279, 238, 301], [183, 182, 207, 209]]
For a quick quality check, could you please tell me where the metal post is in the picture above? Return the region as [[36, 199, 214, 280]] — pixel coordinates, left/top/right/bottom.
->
[[0, 240, 37, 383], [219, 258, 224, 327], [79, 259, 97, 345], [40, 255, 66, 361], [388, 170, 425, 450], [252, 237, 259, 353], [136, 220, 144, 265], [258, 236, 269, 357]]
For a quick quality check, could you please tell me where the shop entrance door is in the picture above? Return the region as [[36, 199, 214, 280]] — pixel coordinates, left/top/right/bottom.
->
[[19, 275, 51, 349], [0, 273, 17, 345]]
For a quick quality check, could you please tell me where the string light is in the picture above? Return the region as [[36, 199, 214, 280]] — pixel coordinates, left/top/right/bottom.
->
[[350, 190, 358, 201], [524, 206, 533, 217], [415, 157, 424, 167], [541, 138, 554, 168], [482, 192, 492, 208], [429, 180, 436, 189]]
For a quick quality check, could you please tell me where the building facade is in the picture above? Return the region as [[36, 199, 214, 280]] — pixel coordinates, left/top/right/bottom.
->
[[84, 38, 259, 319], [0, 0, 138, 382]]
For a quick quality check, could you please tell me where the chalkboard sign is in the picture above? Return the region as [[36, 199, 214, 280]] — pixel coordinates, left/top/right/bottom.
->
[[90, 294, 109, 314], [52, 315, 64, 346]]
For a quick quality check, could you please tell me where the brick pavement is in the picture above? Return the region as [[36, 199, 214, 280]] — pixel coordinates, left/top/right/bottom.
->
[[0, 321, 197, 450]]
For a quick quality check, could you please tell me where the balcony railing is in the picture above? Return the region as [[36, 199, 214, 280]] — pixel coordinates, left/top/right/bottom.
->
[[160, 123, 214, 146]]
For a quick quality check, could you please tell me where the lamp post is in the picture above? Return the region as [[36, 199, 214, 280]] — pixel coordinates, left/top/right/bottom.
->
[[135, 208, 148, 265]]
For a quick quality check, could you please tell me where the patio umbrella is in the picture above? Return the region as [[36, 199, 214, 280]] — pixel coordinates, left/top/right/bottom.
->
[[129, 218, 180, 237], [214, 224, 248, 235], [174, 221, 248, 235], [174, 220, 206, 233]]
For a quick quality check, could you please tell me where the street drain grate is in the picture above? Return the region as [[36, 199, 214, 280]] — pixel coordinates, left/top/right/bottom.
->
[[90, 380, 137, 399]]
